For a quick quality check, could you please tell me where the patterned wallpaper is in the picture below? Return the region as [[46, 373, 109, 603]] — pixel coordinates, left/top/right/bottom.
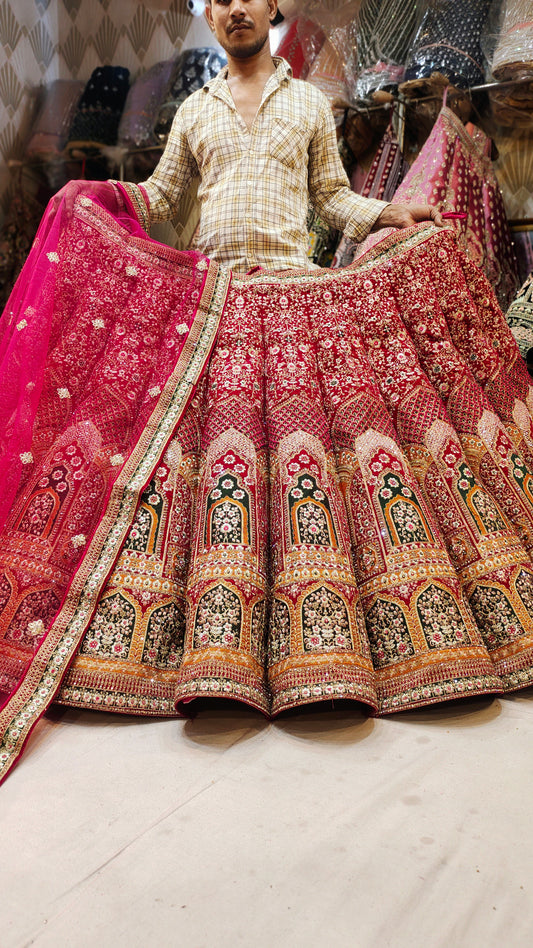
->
[[0, 0, 213, 225]]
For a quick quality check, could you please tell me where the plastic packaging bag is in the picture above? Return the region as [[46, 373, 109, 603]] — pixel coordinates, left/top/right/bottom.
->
[[154, 48, 227, 142], [491, 0, 533, 81], [355, 0, 420, 98], [404, 0, 493, 90]]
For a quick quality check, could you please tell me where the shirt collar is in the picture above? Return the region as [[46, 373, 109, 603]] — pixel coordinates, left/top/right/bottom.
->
[[204, 55, 292, 100]]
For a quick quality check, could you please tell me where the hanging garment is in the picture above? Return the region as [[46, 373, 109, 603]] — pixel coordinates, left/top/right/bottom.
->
[[153, 49, 227, 143], [332, 125, 409, 269], [118, 59, 177, 150], [507, 273, 533, 359], [26, 80, 85, 161], [276, 17, 325, 79], [404, 0, 492, 89], [356, 105, 520, 310], [492, 0, 533, 81], [2, 188, 533, 783], [355, 0, 419, 97], [66, 67, 130, 153]]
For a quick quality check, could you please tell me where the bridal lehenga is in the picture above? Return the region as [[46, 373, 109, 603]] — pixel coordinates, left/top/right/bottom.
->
[[1, 182, 533, 783]]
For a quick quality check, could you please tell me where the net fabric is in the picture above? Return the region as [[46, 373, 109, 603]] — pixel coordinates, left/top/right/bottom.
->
[[0, 181, 143, 536], [0, 179, 218, 719]]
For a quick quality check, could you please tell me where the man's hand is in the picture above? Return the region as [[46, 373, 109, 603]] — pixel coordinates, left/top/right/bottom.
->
[[371, 203, 445, 231]]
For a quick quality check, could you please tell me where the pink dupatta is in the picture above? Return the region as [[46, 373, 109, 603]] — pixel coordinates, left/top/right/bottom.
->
[[0, 181, 230, 782]]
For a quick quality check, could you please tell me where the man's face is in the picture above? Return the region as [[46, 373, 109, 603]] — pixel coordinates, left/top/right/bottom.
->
[[205, 0, 277, 60]]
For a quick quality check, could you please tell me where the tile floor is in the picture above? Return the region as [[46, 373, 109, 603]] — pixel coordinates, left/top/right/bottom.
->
[[2, 691, 533, 947]]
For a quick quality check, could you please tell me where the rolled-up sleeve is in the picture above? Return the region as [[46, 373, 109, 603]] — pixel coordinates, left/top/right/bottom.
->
[[308, 95, 388, 243], [141, 109, 198, 223]]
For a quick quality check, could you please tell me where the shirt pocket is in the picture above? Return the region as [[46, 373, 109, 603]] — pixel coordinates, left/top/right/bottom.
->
[[269, 119, 307, 172]]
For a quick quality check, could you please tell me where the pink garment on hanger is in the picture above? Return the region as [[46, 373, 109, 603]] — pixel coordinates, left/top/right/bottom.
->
[[357, 105, 520, 310]]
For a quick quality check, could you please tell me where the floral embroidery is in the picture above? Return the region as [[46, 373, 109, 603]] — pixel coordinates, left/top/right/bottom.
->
[[124, 482, 163, 554], [268, 598, 291, 666], [142, 601, 185, 668], [469, 585, 525, 650], [205, 472, 250, 547], [5, 590, 60, 648], [515, 570, 533, 614], [250, 599, 267, 663], [211, 501, 243, 544], [80, 592, 135, 659], [376, 469, 433, 546], [416, 584, 471, 649], [193, 584, 242, 649], [288, 470, 337, 548], [365, 598, 415, 668], [301, 586, 352, 651]]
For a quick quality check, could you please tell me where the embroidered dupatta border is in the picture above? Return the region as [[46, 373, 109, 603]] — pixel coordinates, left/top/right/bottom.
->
[[0, 226, 231, 785]]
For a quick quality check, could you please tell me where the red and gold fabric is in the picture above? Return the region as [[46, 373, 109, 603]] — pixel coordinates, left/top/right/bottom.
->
[[2, 195, 533, 783]]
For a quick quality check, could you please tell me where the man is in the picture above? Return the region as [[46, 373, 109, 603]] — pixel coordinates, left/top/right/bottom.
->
[[131, 0, 443, 275]]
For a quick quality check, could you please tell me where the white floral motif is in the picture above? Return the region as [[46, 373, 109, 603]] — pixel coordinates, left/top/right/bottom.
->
[[71, 534, 87, 548], [57, 388, 70, 399], [47, 252, 59, 263], [16, 319, 27, 331], [110, 454, 124, 466], [20, 452, 33, 464]]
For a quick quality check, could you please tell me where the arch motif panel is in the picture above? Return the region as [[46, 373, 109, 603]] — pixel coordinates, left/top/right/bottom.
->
[[205, 473, 250, 547], [124, 480, 164, 554], [142, 601, 185, 668], [301, 586, 351, 652], [193, 584, 242, 650], [365, 598, 414, 668], [80, 591, 136, 659], [376, 470, 433, 546], [288, 472, 337, 548], [516, 569, 533, 615], [469, 585, 524, 650], [250, 599, 267, 664], [416, 584, 471, 650]]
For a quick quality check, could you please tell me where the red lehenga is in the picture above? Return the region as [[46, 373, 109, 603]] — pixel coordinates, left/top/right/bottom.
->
[[2, 184, 533, 783]]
